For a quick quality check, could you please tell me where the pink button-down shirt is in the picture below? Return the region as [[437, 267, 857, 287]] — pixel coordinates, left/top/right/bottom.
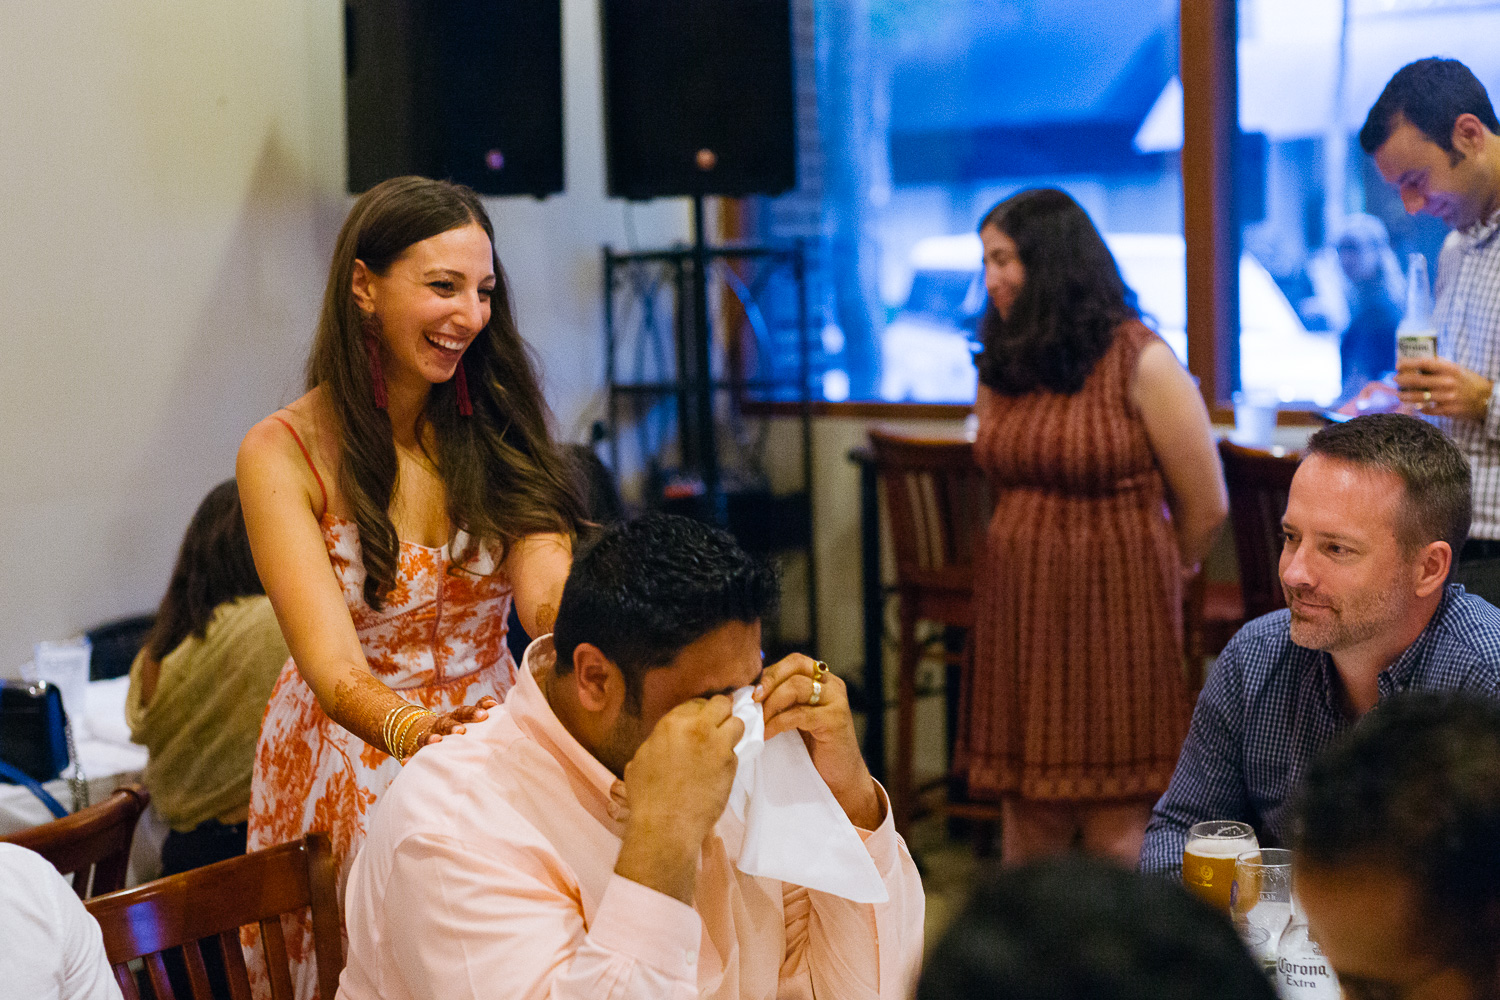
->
[[338, 638, 925, 1000]]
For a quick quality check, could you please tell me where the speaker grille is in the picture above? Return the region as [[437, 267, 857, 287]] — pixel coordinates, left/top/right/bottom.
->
[[602, 0, 797, 200]]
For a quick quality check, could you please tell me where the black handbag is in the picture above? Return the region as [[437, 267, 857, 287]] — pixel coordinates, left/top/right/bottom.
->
[[0, 679, 69, 781], [0, 679, 84, 818]]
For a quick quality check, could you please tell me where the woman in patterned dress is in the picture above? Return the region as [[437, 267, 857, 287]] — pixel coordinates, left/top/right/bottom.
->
[[236, 176, 584, 996], [955, 189, 1228, 865]]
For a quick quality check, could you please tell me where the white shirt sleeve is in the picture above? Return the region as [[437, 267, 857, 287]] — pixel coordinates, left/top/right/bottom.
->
[[0, 843, 123, 1000]]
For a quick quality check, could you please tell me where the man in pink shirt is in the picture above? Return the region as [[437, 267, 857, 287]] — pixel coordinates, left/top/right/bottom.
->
[[339, 514, 925, 1000]]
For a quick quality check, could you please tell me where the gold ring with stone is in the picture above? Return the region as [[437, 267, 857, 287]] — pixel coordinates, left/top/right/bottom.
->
[[809, 679, 822, 706], [813, 660, 829, 680]]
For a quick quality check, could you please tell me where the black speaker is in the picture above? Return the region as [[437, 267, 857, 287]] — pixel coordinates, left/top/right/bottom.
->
[[344, 0, 564, 198], [601, 0, 796, 200]]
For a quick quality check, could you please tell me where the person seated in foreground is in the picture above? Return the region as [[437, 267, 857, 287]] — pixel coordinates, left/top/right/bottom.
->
[[0, 843, 121, 1000], [1294, 693, 1500, 1000], [338, 513, 925, 1000], [1140, 413, 1500, 875], [916, 857, 1276, 1000]]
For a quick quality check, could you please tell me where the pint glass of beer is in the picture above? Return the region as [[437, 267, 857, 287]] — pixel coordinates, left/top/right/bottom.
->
[[1182, 821, 1258, 912]]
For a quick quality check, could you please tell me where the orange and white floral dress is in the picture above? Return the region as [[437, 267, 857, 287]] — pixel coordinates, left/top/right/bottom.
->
[[245, 419, 516, 999]]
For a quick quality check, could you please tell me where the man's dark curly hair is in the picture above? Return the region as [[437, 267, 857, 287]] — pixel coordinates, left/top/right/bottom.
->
[[551, 513, 778, 711], [1295, 693, 1500, 985], [917, 857, 1277, 1000], [974, 188, 1138, 396]]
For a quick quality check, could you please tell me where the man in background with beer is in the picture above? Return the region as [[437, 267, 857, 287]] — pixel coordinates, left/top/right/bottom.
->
[[1294, 693, 1500, 1000], [1140, 415, 1500, 887], [1362, 58, 1500, 603]]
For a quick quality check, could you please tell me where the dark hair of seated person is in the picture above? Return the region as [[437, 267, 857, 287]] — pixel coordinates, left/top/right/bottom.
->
[[974, 187, 1139, 397], [916, 857, 1278, 1000], [1294, 692, 1500, 986], [142, 478, 265, 663], [550, 513, 779, 712]]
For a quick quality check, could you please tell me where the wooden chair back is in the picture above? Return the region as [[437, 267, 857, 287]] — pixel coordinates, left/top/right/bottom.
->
[[1219, 439, 1300, 620], [85, 833, 342, 1000], [868, 428, 991, 834], [2, 783, 148, 898], [868, 428, 990, 616]]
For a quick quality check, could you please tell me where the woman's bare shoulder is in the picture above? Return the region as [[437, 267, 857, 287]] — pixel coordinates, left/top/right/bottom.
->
[[241, 389, 333, 460]]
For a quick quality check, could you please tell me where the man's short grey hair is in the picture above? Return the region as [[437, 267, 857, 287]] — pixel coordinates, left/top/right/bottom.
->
[[1305, 414, 1471, 556]]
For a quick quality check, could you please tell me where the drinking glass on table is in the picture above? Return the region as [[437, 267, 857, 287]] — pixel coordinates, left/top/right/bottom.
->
[[1231, 847, 1293, 973], [1182, 821, 1258, 912]]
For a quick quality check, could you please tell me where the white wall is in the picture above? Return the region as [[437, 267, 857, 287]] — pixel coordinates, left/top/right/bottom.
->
[[0, 0, 687, 673]]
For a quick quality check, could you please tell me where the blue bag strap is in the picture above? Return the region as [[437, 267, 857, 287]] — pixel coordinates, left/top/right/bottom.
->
[[0, 759, 68, 819]]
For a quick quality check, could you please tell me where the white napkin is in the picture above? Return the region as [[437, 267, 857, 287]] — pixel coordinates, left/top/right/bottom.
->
[[726, 686, 888, 904]]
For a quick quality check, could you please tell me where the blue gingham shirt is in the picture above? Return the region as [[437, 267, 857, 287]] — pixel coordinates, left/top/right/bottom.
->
[[1433, 209, 1500, 539], [1140, 584, 1500, 875]]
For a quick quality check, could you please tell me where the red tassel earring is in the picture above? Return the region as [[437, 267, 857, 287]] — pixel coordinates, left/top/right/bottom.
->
[[454, 363, 473, 417], [361, 314, 388, 410]]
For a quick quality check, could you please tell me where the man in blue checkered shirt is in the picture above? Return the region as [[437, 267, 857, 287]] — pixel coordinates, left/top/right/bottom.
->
[[1364, 59, 1500, 604], [1140, 415, 1500, 876]]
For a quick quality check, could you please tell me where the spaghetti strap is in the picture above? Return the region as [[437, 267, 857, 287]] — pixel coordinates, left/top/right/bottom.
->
[[271, 415, 330, 521]]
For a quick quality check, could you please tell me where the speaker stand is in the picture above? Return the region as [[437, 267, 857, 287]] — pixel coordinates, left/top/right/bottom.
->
[[688, 193, 722, 517]]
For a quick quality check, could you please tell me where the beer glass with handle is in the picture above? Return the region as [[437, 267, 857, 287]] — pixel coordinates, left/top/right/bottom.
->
[[1182, 820, 1258, 912]]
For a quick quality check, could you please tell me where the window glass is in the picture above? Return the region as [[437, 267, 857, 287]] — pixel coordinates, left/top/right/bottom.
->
[[1233, 0, 1500, 406], [761, 0, 1185, 403]]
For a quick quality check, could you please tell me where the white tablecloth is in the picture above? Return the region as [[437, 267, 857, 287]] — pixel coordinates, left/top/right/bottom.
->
[[0, 677, 168, 885]]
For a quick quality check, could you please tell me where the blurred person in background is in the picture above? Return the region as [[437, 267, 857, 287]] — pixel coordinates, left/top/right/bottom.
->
[[1308, 214, 1404, 399], [916, 857, 1276, 1000], [126, 479, 287, 876], [956, 188, 1227, 864], [1295, 692, 1500, 1000], [1362, 57, 1500, 604]]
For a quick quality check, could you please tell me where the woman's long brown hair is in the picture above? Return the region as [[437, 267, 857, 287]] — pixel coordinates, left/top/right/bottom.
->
[[144, 479, 265, 661], [306, 176, 584, 609]]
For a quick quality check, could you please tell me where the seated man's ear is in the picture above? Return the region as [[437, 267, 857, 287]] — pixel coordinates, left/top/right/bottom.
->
[[570, 643, 625, 713], [1414, 540, 1453, 598]]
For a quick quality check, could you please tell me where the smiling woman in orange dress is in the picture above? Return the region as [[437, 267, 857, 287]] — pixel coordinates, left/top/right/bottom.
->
[[235, 176, 583, 998]]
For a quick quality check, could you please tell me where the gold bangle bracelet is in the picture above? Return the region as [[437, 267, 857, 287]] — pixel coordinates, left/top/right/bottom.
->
[[391, 709, 432, 763], [381, 705, 404, 757], [391, 711, 421, 762], [398, 710, 437, 762], [383, 704, 422, 758]]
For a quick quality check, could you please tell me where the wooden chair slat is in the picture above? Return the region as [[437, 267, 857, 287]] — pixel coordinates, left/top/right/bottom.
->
[[113, 964, 141, 1000], [261, 915, 294, 1000], [145, 951, 178, 1000], [183, 940, 214, 999], [304, 835, 344, 1000], [218, 930, 255, 1000]]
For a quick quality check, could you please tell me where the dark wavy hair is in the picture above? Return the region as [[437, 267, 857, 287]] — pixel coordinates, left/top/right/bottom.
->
[[918, 858, 1277, 1000], [974, 189, 1137, 396], [143, 480, 265, 662], [307, 176, 585, 609], [552, 514, 779, 712]]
